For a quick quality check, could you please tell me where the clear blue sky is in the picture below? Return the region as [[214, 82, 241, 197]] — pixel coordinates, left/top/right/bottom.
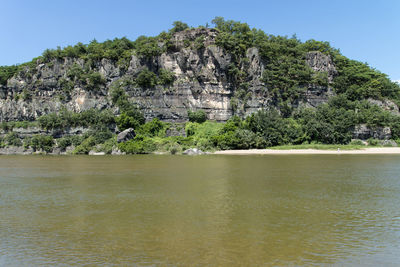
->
[[1, 0, 399, 80]]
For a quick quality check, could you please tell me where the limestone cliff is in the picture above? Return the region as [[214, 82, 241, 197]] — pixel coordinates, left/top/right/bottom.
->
[[0, 28, 337, 122]]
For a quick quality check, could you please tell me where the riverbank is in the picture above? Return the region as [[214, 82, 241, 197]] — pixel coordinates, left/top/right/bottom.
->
[[214, 147, 400, 155]]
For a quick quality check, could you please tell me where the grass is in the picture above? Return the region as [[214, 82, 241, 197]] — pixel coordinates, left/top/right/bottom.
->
[[268, 144, 378, 150]]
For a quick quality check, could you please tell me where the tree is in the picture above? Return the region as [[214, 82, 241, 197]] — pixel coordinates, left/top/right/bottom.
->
[[169, 21, 189, 33], [188, 110, 207, 123]]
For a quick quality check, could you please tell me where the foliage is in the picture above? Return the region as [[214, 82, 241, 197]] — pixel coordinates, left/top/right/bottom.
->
[[118, 135, 157, 154], [66, 64, 105, 91], [137, 118, 166, 137], [169, 21, 189, 34], [135, 68, 158, 88], [116, 112, 142, 131], [2, 18, 400, 153], [188, 110, 207, 123], [38, 108, 115, 130], [110, 84, 145, 131], [212, 17, 254, 59], [134, 36, 163, 58], [27, 135, 54, 152], [4, 132, 22, 146], [158, 69, 175, 86], [0, 65, 19, 85], [74, 136, 96, 154], [57, 135, 84, 150], [0, 121, 37, 131], [333, 55, 400, 100]]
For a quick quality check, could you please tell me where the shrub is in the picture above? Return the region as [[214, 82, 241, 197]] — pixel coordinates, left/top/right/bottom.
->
[[158, 69, 175, 86], [116, 112, 142, 131], [57, 135, 84, 150], [22, 89, 32, 101], [118, 135, 157, 154], [0, 65, 19, 85], [136, 68, 158, 88], [86, 72, 106, 90], [4, 132, 22, 147], [96, 137, 117, 154], [188, 110, 207, 123], [350, 139, 365, 146], [138, 118, 166, 137], [367, 138, 379, 146], [29, 135, 54, 152], [74, 136, 96, 154], [169, 21, 189, 34]]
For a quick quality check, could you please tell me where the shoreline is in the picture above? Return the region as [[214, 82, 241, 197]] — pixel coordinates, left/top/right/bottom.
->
[[213, 147, 400, 155], [2, 147, 400, 156]]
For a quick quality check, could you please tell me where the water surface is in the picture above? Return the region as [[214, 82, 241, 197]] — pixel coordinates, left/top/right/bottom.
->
[[1, 155, 400, 266]]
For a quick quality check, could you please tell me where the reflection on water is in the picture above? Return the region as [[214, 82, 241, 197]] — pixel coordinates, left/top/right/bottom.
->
[[1, 155, 400, 266]]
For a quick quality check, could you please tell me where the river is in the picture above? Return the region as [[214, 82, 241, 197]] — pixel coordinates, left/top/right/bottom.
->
[[1, 155, 399, 266]]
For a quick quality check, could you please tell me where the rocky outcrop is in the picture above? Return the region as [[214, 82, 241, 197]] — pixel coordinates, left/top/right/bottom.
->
[[165, 123, 186, 137], [306, 51, 337, 83], [0, 126, 90, 139], [0, 29, 343, 123], [0, 146, 33, 155], [182, 148, 206, 155], [367, 98, 400, 115], [117, 128, 136, 143], [352, 124, 391, 140]]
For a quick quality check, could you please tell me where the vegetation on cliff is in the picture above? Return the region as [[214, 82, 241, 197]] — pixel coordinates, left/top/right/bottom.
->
[[0, 17, 400, 154]]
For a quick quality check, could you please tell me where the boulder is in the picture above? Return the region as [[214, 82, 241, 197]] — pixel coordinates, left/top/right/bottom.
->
[[117, 128, 136, 143], [88, 151, 106, 155], [111, 149, 126, 155], [182, 148, 205, 155]]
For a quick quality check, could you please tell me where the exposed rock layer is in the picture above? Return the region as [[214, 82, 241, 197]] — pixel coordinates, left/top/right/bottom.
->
[[1, 29, 338, 122]]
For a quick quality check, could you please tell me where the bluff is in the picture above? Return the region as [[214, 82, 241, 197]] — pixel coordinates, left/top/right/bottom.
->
[[1, 18, 400, 154], [0, 28, 338, 122]]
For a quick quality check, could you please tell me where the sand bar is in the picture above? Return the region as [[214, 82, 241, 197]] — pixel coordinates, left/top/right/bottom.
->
[[214, 147, 400, 155]]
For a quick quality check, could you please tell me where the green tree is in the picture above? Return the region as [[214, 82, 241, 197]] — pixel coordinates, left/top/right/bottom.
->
[[169, 21, 189, 33]]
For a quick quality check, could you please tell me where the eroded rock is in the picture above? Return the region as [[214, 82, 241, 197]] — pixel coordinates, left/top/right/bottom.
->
[[117, 128, 136, 143]]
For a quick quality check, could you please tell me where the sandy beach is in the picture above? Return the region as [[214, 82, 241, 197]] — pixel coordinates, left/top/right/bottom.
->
[[214, 147, 400, 155]]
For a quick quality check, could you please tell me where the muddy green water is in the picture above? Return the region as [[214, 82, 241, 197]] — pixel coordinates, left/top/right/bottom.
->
[[0, 155, 400, 266]]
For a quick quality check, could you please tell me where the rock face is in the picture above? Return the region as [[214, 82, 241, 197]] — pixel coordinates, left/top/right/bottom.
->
[[0, 126, 90, 139], [117, 128, 136, 143], [367, 99, 400, 115], [0, 29, 340, 122], [306, 51, 337, 83], [352, 124, 392, 140]]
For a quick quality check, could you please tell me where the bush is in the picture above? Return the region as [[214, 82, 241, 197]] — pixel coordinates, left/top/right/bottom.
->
[[367, 138, 379, 146], [28, 135, 54, 152], [89, 127, 113, 144], [136, 68, 158, 88], [5, 132, 22, 147], [188, 110, 207, 123], [57, 136, 84, 150], [138, 118, 166, 137], [118, 135, 157, 154], [86, 72, 106, 90], [96, 137, 117, 154], [0, 65, 19, 86], [158, 69, 175, 86], [134, 36, 163, 58], [38, 109, 116, 130], [350, 139, 365, 146], [57, 137, 72, 150], [169, 21, 189, 34], [116, 111, 143, 131], [74, 136, 96, 154]]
